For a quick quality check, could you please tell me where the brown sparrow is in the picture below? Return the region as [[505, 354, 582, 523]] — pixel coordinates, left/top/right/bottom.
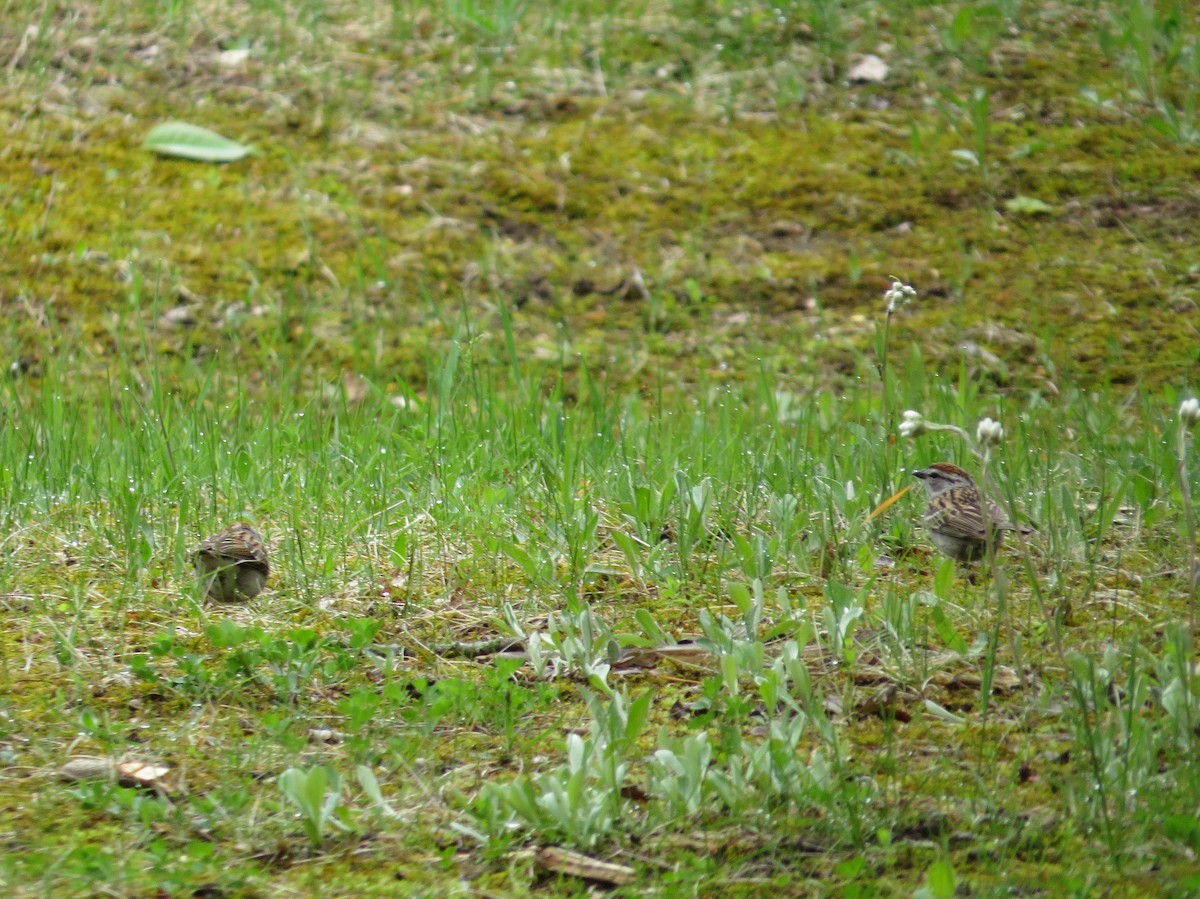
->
[[194, 523, 270, 601], [912, 462, 1028, 562]]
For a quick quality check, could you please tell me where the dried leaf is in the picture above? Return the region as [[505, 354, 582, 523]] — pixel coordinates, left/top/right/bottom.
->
[[867, 484, 912, 521], [116, 760, 171, 787], [848, 54, 889, 84]]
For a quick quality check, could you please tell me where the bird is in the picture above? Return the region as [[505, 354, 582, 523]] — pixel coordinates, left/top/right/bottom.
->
[[194, 523, 270, 601], [912, 462, 1029, 562]]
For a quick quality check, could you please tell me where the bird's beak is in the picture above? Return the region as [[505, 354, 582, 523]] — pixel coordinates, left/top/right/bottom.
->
[[912, 468, 929, 480]]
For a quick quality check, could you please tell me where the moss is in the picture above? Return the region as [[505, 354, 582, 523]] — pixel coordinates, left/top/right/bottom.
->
[[5, 71, 1197, 398]]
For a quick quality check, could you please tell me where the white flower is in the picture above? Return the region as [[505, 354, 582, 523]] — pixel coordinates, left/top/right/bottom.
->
[[976, 417, 1005, 446], [884, 279, 917, 313], [899, 409, 927, 438], [1181, 397, 1200, 429]]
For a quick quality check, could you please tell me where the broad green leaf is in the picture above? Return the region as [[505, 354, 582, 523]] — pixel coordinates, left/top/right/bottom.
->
[[1004, 195, 1054, 215], [925, 860, 957, 899], [144, 122, 253, 162]]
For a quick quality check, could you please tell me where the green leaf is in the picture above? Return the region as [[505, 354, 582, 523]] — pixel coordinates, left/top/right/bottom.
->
[[1164, 814, 1200, 852], [926, 860, 957, 899], [948, 7, 974, 48], [278, 767, 326, 847], [835, 854, 866, 878], [625, 690, 655, 743], [143, 122, 254, 162], [930, 605, 968, 652], [923, 699, 966, 725], [1004, 195, 1054, 215], [299, 767, 328, 816], [728, 581, 752, 615], [634, 607, 671, 644]]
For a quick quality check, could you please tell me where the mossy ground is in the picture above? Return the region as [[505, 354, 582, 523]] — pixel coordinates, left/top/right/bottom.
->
[[4, 4, 1197, 399], [2, 1, 1200, 896]]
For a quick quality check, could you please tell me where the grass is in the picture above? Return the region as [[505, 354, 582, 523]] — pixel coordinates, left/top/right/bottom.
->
[[2, 0, 1200, 895]]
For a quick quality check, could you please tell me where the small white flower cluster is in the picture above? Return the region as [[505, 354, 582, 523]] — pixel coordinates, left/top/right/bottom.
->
[[898, 410, 1007, 453], [899, 409, 927, 438], [884, 279, 916, 314], [976, 417, 1005, 446], [1181, 398, 1200, 429]]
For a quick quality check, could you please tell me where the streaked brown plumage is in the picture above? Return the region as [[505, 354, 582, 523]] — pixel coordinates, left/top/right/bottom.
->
[[912, 462, 1029, 562], [194, 523, 270, 601]]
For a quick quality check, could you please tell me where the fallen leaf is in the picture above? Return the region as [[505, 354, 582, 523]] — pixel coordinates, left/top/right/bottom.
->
[[848, 54, 889, 83]]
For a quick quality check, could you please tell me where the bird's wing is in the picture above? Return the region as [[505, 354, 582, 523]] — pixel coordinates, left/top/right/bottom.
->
[[199, 528, 269, 570], [926, 486, 1022, 540], [925, 501, 989, 540]]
